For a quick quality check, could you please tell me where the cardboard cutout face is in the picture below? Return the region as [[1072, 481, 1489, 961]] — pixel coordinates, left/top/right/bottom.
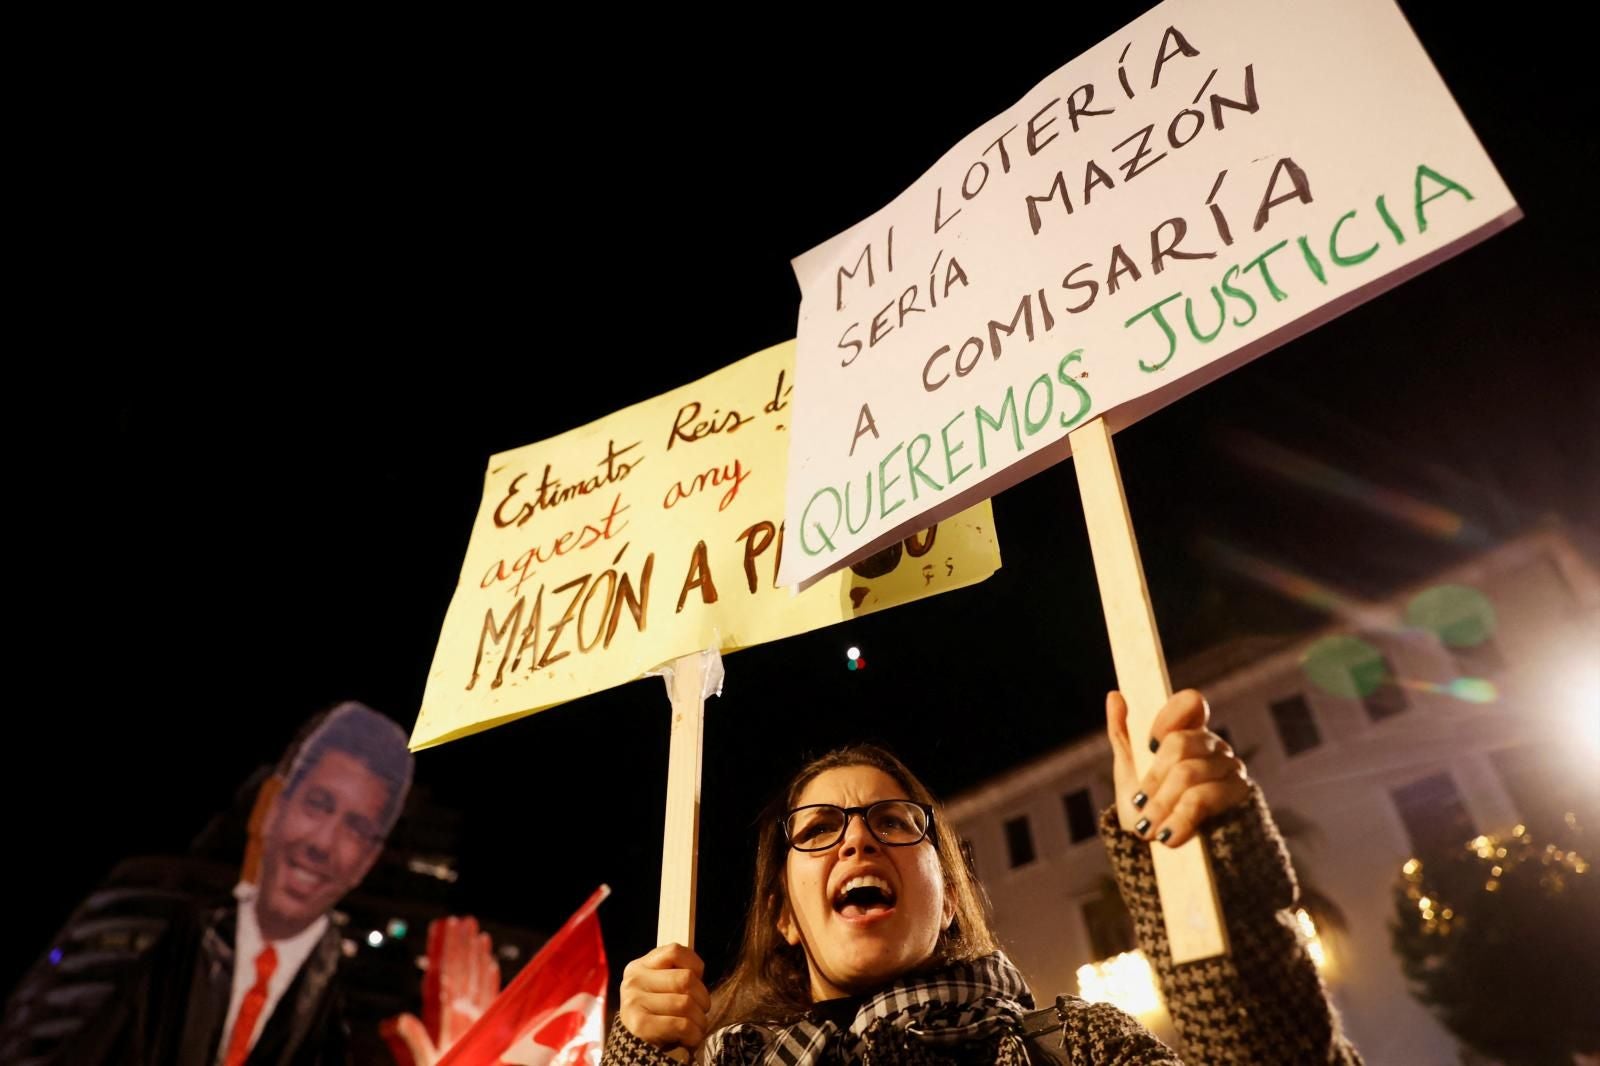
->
[[257, 749, 391, 939], [244, 702, 413, 940]]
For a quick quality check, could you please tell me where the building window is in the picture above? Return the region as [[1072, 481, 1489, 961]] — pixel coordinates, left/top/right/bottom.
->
[[1081, 888, 1138, 960], [1452, 637, 1506, 678], [1270, 695, 1322, 756], [1004, 815, 1036, 868], [1362, 657, 1410, 721], [1063, 788, 1097, 843], [1391, 772, 1476, 856]]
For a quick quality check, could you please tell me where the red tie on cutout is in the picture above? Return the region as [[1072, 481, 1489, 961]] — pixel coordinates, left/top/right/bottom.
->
[[222, 944, 278, 1066]]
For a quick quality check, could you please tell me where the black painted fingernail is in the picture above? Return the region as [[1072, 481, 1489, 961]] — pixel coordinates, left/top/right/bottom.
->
[[1135, 817, 1151, 835], [1157, 827, 1173, 844], [1133, 791, 1148, 809], [1149, 737, 1160, 754]]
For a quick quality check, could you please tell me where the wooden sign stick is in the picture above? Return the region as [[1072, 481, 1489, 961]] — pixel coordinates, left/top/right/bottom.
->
[[1070, 416, 1228, 963], [657, 651, 710, 950]]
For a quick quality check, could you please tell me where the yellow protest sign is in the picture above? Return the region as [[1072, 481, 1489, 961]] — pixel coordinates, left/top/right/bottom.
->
[[411, 340, 1000, 750]]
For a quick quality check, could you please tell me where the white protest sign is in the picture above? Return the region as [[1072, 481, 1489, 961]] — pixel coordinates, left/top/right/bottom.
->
[[778, 0, 1518, 587]]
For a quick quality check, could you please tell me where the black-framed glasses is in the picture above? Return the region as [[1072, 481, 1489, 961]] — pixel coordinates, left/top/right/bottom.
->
[[782, 799, 934, 852]]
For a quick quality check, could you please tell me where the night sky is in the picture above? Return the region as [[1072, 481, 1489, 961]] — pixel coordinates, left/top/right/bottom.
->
[[12, 3, 1596, 1009]]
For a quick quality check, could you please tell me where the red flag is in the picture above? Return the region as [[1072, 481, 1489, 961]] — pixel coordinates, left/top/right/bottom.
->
[[438, 886, 610, 1066]]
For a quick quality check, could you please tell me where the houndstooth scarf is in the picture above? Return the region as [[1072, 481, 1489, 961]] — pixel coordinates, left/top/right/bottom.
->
[[701, 952, 1035, 1066]]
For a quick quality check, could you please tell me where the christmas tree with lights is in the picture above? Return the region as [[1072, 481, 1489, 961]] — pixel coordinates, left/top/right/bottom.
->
[[1391, 815, 1599, 1066]]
